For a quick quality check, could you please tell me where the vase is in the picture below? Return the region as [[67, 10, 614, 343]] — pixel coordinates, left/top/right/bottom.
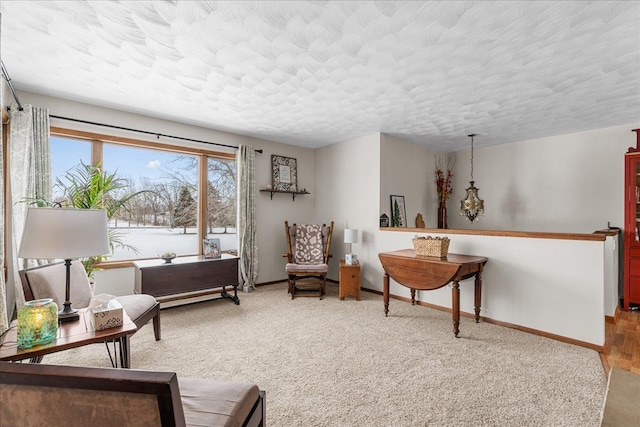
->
[[17, 299, 58, 349], [437, 201, 447, 229]]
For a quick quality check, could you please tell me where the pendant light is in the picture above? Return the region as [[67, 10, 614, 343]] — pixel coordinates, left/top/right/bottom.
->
[[460, 134, 484, 222]]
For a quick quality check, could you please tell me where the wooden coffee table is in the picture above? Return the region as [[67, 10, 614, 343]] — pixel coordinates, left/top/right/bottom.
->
[[0, 308, 137, 368]]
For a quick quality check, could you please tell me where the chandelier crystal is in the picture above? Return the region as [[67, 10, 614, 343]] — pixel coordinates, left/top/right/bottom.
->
[[460, 134, 484, 222]]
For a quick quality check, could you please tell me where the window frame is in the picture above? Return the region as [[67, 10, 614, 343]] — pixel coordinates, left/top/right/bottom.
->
[[50, 126, 236, 269]]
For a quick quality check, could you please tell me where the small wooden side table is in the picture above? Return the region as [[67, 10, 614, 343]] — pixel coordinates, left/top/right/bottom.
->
[[339, 260, 361, 301], [0, 308, 137, 368]]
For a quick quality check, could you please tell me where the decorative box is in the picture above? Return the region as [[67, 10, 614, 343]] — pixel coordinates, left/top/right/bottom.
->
[[90, 298, 123, 331]]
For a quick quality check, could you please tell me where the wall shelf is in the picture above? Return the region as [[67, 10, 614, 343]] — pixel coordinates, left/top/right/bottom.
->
[[260, 189, 310, 201]]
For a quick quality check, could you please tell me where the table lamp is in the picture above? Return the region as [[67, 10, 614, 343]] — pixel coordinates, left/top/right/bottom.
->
[[18, 207, 110, 322], [344, 228, 358, 265]]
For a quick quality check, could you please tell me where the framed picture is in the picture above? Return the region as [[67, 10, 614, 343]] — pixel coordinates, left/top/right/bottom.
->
[[203, 238, 221, 259], [390, 195, 407, 227], [271, 155, 298, 192]]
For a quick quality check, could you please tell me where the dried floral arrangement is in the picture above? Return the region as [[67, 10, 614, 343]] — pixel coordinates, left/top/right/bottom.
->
[[435, 154, 455, 203]]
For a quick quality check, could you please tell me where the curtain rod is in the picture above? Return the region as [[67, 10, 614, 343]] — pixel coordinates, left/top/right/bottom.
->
[[1, 61, 24, 111], [50, 115, 262, 153]]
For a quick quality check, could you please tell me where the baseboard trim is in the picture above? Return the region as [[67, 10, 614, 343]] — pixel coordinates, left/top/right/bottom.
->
[[257, 278, 339, 286], [605, 304, 620, 325], [361, 287, 604, 353], [255, 279, 288, 287]]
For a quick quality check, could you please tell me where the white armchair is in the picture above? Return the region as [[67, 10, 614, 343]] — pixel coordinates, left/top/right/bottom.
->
[[19, 260, 160, 341]]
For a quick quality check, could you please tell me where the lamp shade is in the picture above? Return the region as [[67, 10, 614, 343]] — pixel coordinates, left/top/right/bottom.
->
[[19, 207, 110, 259], [344, 229, 358, 244]]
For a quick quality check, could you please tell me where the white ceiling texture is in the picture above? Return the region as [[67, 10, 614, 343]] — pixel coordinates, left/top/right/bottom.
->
[[1, 1, 639, 151]]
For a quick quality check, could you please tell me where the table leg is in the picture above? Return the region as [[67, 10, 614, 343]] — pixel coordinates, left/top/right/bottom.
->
[[383, 273, 389, 317], [221, 285, 241, 305], [474, 270, 483, 323], [452, 280, 460, 338], [410, 288, 416, 305], [119, 335, 131, 369]]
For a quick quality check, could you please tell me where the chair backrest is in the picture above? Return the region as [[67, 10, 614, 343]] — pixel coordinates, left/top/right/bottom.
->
[[285, 221, 334, 265], [19, 260, 94, 308], [0, 361, 186, 426]]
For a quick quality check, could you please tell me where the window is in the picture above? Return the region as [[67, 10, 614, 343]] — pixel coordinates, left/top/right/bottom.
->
[[50, 136, 91, 202], [102, 144, 200, 260], [49, 129, 236, 262], [206, 157, 237, 253]]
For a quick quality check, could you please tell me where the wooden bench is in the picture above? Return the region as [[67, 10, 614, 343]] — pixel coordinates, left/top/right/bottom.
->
[[0, 361, 265, 426]]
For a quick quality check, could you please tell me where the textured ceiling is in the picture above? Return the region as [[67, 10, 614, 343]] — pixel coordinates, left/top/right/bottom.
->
[[1, 1, 639, 151]]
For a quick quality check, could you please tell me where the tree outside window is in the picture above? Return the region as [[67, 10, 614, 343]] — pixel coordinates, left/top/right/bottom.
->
[[50, 134, 237, 260]]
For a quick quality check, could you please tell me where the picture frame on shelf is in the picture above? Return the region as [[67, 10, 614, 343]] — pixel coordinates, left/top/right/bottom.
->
[[271, 155, 297, 192], [390, 195, 407, 227], [203, 238, 221, 259]]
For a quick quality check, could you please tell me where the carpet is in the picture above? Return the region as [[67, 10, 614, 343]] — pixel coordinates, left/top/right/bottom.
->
[[44, 282, 607, 426]]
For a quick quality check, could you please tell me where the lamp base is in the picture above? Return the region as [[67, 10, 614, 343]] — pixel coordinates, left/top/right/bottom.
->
[[59, 260, 80, 322], [58, 306, 79, 323]]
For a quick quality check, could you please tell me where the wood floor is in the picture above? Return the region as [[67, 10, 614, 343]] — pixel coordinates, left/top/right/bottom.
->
[[601, 308, 640, 375]]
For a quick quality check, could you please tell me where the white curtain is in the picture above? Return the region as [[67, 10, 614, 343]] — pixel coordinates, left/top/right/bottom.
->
[[7, 104, 51, 315], [238, 145, 258, 292], [0, 108, 6, 333]]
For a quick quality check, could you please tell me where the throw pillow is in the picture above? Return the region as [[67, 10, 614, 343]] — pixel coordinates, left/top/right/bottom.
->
[[294, 224, 324, 264]]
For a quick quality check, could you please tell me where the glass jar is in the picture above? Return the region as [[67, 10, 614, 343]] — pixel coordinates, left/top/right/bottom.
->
[[17, 298, 58, 349]]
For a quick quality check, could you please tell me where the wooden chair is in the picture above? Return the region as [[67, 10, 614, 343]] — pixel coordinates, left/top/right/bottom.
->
[[20, 261, 161, 342], [0, 361, 266, 427], [283, 221, 334, 299]]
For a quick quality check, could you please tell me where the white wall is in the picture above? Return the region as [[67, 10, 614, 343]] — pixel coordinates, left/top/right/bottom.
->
[[8, 91, 636, 344], [14, 91, 317, 293], [1, 80, 10, 107], [603, 234, 620, 317], [313, 125, 632, 346], [448, 124, 640, 232], [369, 229, 606, 346], [380, 134, 439, 228], [253, 141, 316, 282], [314, 133, 381, 281]]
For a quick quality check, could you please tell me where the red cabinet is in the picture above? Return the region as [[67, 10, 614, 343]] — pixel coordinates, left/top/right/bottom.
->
[[623, 128, 640, 310]]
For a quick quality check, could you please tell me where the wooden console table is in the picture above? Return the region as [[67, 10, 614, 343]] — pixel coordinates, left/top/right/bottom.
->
[[378, 249, 488, 338], [134, 255, 240, 304]]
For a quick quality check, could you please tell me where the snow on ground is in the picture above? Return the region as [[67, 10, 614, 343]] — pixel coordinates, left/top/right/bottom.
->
[[109, 226, 237, 260]]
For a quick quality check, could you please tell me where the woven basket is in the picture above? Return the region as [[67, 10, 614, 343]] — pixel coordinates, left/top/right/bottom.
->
[[412, 236, 450, 257]]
